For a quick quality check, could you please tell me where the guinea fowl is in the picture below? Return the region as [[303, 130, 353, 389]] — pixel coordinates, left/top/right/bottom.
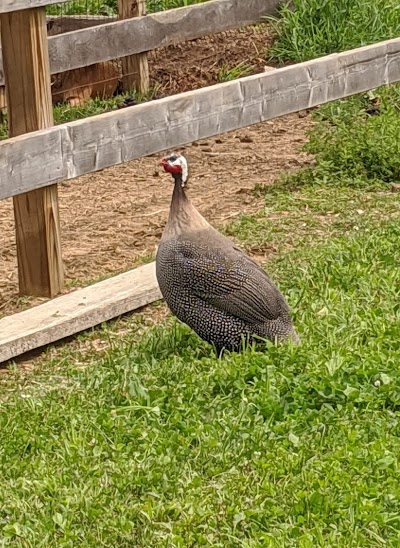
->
[[156, 153, 300, 353]]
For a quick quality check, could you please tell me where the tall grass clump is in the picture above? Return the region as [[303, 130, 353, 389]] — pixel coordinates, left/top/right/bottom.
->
[[269, 0, 400, 63], [287, 85, 400, 188]]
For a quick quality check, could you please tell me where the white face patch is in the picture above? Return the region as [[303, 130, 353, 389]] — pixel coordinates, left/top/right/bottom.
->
[[168, 154, 188, 186]]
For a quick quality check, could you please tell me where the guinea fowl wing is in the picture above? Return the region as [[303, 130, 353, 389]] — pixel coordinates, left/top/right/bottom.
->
[[167, 231, 284, 323]]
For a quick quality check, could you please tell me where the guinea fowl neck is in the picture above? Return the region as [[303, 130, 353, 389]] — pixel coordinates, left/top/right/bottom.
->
[[162, 174, 211, 239], [169, 174, 189, 217]]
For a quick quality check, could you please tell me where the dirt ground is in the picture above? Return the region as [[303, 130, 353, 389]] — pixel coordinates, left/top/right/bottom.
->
[[0, 26, 312, 318], [149, 25, 275, 95]]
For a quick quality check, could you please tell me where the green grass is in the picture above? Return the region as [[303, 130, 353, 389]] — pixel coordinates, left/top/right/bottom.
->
[[46, 0, 209, 16], [268, 0, 400, 63], [217, 62, 255, 83], [285, 84, 400, 189], [146, 0, 209, 12], [0, 183, 399, 545], [53, 94, 127, 122], [2, 4, 400, 543], [1, 96, 400, 542]]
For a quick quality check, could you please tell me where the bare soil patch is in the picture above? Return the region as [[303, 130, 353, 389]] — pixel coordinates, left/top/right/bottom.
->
[[149, 25, 275, 96]]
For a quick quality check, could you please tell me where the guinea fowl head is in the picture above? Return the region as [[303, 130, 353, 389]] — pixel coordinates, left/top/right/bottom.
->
[[159, 152, 212, 238], [160, 153, 188, 187]]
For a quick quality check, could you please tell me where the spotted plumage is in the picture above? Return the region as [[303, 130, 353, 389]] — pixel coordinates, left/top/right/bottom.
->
[[156, 153, 300, 353]]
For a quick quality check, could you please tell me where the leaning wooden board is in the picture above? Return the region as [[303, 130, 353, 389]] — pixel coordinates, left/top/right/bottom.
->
[[0, 262, 161, 363]]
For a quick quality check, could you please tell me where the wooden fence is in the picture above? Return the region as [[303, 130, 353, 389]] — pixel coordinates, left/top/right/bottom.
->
[[0, 0, 400, 362], [0, 0, 280, 300], [0, 0, 279, 90]]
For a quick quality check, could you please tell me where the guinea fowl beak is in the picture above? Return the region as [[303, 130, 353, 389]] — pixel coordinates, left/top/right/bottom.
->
[[160, 157, 182, 175], [160, 157, 169, 170]]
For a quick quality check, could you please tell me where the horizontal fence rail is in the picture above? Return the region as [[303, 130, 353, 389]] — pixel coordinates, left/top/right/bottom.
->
[[1, 37, 400, 201], [0, 0, 281, 85], [0, 0, 70, 13]]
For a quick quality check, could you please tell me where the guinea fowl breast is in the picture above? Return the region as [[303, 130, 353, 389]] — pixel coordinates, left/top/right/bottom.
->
[[155, 153, 300, 353]]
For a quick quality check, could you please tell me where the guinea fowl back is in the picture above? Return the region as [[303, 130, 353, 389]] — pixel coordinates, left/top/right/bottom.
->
[[156, 153, 300, 352]]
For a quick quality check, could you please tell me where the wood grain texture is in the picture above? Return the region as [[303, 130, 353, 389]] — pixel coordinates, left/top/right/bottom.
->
[[0, 22, 4, 114], [0, 262, 161, 363], [1, 37, 400, 201], [118, 0, 149, 94], [0, 8, 64, 297], [0, 86, 6, 110], [0, 0, 70, 13], [0, 0, 281, 84]]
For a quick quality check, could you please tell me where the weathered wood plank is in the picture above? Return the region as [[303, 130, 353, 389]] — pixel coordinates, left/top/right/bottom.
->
[[0, 49, 4, 85], [0, 22, 5, 115], [0, 8, 64, 297], [1, 37, 400, 201], [0, 262, 161, 364], [0, 0, 70, 14], [0, 85, 6, 112], [0, 0, 281, 84]]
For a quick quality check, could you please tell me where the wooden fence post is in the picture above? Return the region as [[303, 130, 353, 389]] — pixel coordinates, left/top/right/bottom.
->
[[118, 0, 149, 95], [0, 23, 6, 124], [0, 8, 64, 298], [0, 86, 6, 125]]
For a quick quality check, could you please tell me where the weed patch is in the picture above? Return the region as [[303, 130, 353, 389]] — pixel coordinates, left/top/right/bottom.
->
[[268, 0, 400, 63]]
